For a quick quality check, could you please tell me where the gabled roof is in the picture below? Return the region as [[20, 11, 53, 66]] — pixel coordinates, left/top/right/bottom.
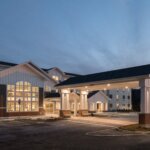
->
[[0, 61, 80, 78], [27, 61, 57, 83], [0, 61, 57, 83], [43, 67, 81, 77], [57, 64, 150, 87], [88, 91, 99, 98], [46, 67, 66, 76], [88, 90, 110, 101]]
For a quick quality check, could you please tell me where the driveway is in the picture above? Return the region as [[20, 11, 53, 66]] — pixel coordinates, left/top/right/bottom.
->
[[0, 114, 150, 150]]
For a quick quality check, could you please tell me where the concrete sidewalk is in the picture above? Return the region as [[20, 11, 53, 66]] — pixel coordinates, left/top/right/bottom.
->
[[0, 114, 59, 121], [70, 116, 138, 127]]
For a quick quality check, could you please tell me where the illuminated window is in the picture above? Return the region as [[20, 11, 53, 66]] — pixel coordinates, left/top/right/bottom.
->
[[45, 85, 51, 92], [116, 103, 119, 108], [52, 75, 59, 81], [116, 95, 119, 99], [56, 102, 60, 110], [7, 81, 39, 112]]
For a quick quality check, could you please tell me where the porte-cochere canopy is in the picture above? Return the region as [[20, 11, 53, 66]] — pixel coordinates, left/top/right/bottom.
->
[[56, 64, 150, 90], [57, 64, 150, 125]]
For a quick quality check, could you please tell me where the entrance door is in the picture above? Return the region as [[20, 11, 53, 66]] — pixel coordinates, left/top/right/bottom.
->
[[45, 103, 54, 114], [97, 103, 101, 112]]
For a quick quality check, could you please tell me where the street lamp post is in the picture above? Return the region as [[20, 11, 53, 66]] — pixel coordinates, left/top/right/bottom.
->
[[18, 99, 21, 112]]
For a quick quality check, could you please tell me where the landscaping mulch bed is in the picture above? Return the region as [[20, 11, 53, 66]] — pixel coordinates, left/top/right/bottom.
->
[[119, 124, 150, 132]]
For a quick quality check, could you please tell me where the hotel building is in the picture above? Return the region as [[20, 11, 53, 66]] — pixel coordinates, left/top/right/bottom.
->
[[0, 61, 132, 117]]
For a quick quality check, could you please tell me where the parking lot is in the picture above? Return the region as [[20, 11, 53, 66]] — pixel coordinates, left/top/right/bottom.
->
[[0, 114, 150, 150]]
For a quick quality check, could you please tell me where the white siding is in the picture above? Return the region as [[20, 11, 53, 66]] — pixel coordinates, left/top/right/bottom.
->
[[0, 65, 12, 71], [88, 91, 108, 111], [48, 69, 67, 81], [108, 89, 132, 110], [0, 65, 45, 87], [44, 80, 56, 91]]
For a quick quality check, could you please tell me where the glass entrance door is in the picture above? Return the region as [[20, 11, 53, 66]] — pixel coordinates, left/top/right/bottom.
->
[[97, 103, 101, 112], [45, 103, 54, 114]]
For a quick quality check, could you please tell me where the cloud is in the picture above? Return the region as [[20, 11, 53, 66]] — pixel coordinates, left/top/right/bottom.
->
[[0, 0, 150, 74]]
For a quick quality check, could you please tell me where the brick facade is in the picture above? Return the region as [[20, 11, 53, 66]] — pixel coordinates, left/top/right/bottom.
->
[[60, 110, 71, 117], [139, 113, 150, 124]]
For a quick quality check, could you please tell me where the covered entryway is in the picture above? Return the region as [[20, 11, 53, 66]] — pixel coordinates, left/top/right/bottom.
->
[[96, 102, 108, 112], [44, 92, 61, 116], [56, 64, 150, 126]]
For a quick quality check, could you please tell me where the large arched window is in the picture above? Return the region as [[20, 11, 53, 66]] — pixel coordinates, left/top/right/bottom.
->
[[7, 81, 39, 112]]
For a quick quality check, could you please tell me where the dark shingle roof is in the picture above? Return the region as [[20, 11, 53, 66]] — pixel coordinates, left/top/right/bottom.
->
[[42, 68, 49, 72], [0, 61, 17, 66], [88, 91, 99, 98], [0, 61, 79, 77], [64, 72, 81, 77], [57, 64, 150, 87], [45, 92, 60, 98]]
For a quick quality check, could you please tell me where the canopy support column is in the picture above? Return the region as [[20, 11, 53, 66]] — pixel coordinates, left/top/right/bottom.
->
[[60, 89, 71, 117], [79, 90, 89, 116], [139, 79, 150, 126]]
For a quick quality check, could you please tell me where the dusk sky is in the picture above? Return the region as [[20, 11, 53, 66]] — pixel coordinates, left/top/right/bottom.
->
[[0, 0, 150, 74]]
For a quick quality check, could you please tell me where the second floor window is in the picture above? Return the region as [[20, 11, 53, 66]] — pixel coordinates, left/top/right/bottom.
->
[[45, 86, 51, 92], [52, 75, 59, 81]]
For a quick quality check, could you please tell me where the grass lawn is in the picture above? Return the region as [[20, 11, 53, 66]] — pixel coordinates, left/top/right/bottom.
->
[[119, 124, 150, 132]]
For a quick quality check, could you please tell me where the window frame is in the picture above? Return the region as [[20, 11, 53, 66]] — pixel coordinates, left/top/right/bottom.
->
[[7, 81, 39, 112]]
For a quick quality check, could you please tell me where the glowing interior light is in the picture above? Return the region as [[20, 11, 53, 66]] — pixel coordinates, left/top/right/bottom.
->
[[107, 84, 110, 87], [125, 86, 128, 89]]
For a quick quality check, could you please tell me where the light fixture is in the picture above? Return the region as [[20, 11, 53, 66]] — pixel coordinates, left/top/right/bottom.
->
[[107, 84, 110, 87], [125, 86, 128, 89], [85, 86, 88, 89], [104, 88, 107, 91]]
